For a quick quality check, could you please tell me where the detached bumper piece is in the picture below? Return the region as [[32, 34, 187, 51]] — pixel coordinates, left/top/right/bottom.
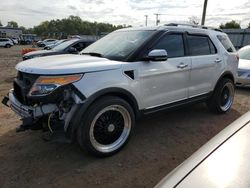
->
[[8, 89, 58, 118], [2, 89, 58, 132]]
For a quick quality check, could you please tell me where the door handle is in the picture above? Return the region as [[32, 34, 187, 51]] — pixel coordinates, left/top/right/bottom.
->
[[177, 63, 188, 69], [215, 59, 222, 63]]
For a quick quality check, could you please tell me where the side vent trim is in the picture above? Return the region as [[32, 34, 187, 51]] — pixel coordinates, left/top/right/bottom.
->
[[124, 70, 135, 80]]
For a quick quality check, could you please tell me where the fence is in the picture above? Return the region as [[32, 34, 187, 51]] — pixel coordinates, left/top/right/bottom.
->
[[223, 29, 250, 49]]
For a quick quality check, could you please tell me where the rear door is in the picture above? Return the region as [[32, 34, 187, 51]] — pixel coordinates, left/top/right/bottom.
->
[[186, 34, 220, 97]]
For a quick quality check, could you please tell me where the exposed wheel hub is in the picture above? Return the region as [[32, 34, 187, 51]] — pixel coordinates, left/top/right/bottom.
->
[[108, 124, 115, 132], [93, 110, 125, 145]]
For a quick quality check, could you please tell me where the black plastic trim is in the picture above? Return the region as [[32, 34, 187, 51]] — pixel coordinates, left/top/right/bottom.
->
[[141, 92, 212, 115]]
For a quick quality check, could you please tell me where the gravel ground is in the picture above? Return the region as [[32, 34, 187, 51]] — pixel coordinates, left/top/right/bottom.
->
[[0, 45, 249, 188]]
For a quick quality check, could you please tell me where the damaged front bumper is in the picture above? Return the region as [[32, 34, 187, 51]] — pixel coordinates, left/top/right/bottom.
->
[[2, 89, 58, 119]]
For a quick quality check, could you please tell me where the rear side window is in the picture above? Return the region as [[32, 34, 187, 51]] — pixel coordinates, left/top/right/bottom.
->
[[153, 34, 185, 58], [217, 35, 236, 52], [187, 35, 216, 56]]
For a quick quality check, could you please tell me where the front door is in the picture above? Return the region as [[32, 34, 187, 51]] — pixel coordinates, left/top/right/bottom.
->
[[139, 33, 191, 109]]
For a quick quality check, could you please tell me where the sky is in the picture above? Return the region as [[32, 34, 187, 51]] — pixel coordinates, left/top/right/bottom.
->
[[1, 0, 250, 28]]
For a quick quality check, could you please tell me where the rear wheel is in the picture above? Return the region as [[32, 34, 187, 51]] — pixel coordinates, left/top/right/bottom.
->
[[77, 96, 135, 157], [207, 78, 235, 113], [5, 44, 11, 48]]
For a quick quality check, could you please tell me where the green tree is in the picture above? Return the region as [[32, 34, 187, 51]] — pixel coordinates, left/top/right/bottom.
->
[[31, 15, 129, 38], [0, 21, 2, 26], [220, 20, 241, 29], [7, 21, 18, 28]]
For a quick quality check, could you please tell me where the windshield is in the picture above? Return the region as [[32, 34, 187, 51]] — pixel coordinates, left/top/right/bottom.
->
[[81, 30, 154, 61], [238, 46, 250, 60], [53, 39, 77, 51], [51, 40, 66, 48]]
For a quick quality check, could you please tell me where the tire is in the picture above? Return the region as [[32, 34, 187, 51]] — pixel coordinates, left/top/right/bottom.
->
[[77, 96, 135, 157], [207, 78, 235, 114], [5, 44, 11, 48]]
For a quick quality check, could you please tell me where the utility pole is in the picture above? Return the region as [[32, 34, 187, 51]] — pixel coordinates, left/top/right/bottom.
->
[[154, 13, 161, 26], [154, 14, 161, 26], [145, 15, 148, 26], [201, 0, 208, 25]]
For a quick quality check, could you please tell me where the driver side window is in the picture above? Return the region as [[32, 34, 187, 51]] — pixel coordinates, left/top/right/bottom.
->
[[73, 42, 86, 52], [153, 34, 185, 58]]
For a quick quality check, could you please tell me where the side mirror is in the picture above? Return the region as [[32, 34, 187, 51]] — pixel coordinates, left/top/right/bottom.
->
[[68, 47, 78, 54], [146, 49, 168, 61]]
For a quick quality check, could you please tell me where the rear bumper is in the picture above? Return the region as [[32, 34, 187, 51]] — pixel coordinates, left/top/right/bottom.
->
[[236, 77, 250, 87], [2, 89, 58, 119]]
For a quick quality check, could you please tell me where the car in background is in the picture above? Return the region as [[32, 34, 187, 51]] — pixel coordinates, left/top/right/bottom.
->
[[37, 39, 58, 47], [237, 45, 250, 87], [11, 38, 18, 45], [44, 39, 67, 50], [155, 111, 250, 188], [23, 38, 95, 60], [0, 38, 14, 48]]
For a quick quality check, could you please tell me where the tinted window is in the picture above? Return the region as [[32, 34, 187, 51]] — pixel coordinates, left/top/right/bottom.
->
[[72, 42, 86, 51], [187, 35, 216, 56], [217, 35, 236, 52], [208, 39, 217, 54], [0, 39, 8, 42], [153, 34, 185, 58]]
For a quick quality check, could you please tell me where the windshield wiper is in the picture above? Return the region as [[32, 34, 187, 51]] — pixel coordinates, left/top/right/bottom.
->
[[81, 52, 103, 57]]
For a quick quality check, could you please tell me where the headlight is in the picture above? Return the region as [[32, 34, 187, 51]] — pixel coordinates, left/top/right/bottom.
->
[[29, 74, 82, 96]]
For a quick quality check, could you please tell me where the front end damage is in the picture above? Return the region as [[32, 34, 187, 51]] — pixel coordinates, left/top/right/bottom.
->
[[2, 71, 84, 139]]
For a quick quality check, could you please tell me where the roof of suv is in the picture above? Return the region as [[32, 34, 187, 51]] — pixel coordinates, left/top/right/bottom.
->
[[117, 23, 225, 36]]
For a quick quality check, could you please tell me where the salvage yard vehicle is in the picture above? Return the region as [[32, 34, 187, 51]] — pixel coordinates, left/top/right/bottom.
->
[[0, 38, 14, 48], [44, 39, 67, 50], [2, 23, 238, 157], [23, 39, 95, 60], [37, 39, 58, 47], [237, 45, 250, 87], [155, 111, 250, 188]]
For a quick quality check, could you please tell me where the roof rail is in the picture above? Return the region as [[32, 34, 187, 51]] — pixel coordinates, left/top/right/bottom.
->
[[164, 23, 223, 32]]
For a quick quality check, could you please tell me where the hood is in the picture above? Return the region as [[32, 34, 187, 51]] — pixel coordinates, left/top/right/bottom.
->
[[16, 54, 123, 75], [24, 49, 59, 57], [238, 59, 250, 70]]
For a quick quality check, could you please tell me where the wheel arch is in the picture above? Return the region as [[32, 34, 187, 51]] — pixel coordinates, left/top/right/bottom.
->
[[66, 87, 140, 140], [213, 71, 235, 90]]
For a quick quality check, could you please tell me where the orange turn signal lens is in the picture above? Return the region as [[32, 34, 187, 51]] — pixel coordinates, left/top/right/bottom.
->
[[36, 74, 82, 85]]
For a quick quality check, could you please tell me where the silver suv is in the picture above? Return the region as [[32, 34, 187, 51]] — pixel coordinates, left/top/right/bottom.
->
[[0, 38, 14, 48], [2, 23, 238, 156]]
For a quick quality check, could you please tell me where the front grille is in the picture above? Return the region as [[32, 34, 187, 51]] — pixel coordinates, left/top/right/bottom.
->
[[13, 71, 39, 105]]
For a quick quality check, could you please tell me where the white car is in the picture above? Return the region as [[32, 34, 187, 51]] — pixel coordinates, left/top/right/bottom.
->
[[155, 111, 250, 188], [2, 23, 238, 157], [0, 38, 14, 48], [37, 39, 58, 47], [237, 45, 250, 87], [11, 38, 18, 44]]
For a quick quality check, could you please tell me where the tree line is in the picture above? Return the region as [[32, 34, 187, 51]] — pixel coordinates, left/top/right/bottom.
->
[[0, 17, 249, 38], [0, 16, 131, 38]]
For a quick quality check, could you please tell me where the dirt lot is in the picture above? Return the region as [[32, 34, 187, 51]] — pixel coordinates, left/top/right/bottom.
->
[[0, 46, 249, 188]]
